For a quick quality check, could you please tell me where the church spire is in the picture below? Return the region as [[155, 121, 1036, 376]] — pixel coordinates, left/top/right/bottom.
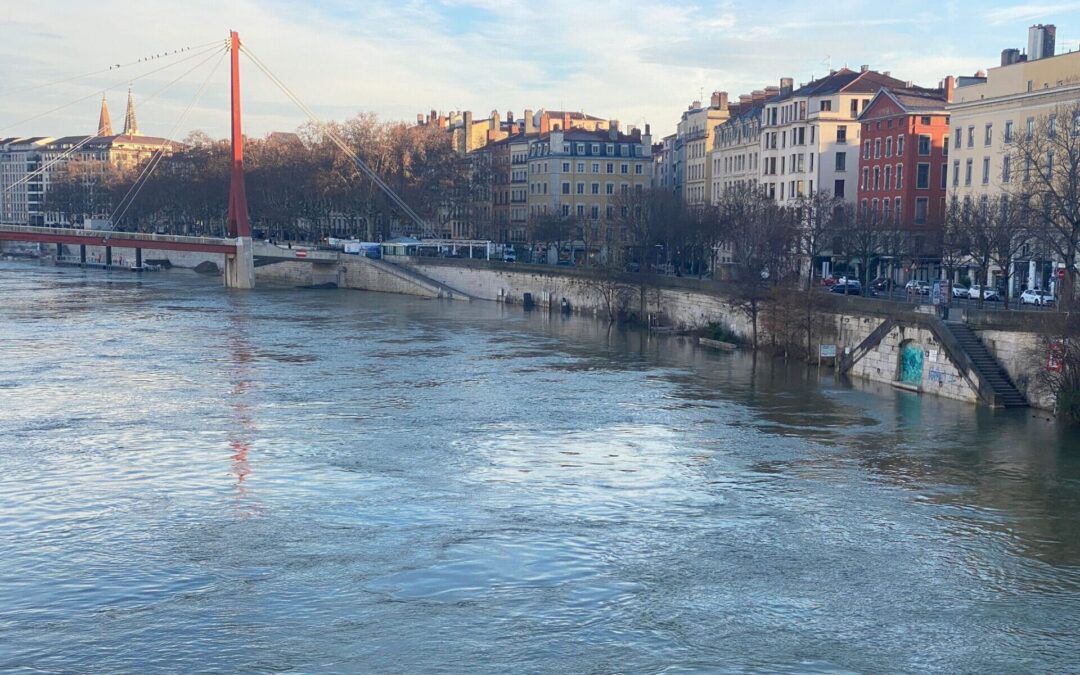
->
[[97, 94, 113, 136], [122, 86, 139, 136]]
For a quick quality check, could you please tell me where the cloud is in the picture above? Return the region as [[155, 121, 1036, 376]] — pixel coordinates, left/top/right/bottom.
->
[[985, 2, 1080, 26], [0, 0, 1058, 140]]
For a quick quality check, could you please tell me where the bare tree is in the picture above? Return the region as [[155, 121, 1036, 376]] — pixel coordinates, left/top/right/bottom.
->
[[716, 183, 798, 349], [792, 190, 846, 290], [1009, 101, 1080, 309]]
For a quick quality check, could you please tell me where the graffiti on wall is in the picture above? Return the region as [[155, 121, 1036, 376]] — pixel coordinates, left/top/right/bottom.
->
[[900, 342, 924, 385]]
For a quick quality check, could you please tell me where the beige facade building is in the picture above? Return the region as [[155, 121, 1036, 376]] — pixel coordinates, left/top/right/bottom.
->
[[759, 68, 908, 207], [676, 93, 730, 206], [526, 125, 653, 241], [709, 89, 773, 202], [948, 44, 1080, 203], [947, 25, 1080, 291]]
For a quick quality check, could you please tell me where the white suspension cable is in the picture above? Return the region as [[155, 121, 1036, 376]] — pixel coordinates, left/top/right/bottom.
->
[[0, 39, 223, 98], [108, 48, 228, 233], [4, 44, 228, 195], [0, 41, 226, 135], [239, 43, 437, 238]]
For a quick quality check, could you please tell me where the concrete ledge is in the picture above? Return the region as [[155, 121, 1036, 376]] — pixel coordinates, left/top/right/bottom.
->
[[699, 337, 737, 350]]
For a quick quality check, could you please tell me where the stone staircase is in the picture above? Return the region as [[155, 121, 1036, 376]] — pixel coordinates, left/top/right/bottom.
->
[[940, 322, 1028, 408]]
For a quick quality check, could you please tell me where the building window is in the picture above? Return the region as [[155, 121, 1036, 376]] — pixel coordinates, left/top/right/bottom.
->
[[820, 100, 832, 112], [952, 160, 960, 187], [896, 164, 903, 189], [1049, 115, 1058, 138], [836, 125, 846, 143], [914, 197, 928, 224], [591, 183, 599, 194], [873, 167, 880, 190], [965, 159, 973, 185], [621, 163, 629, 174], [916, 163, 930, 189], [834, 179, 845, 198], [954, 128, 962, 149], [863, 140, 871, 160], [576, 204, 585, 217], [984, 124, 992, 146], [884, 165, 892, 189], [562, 162, 570, 172], [835, 152, 846, 172], [982, 157, 990, 184], [635, 164, 643, 175], [562, 182, 570, 194], [606, 162, 614, 173], [874, 138, 881, 159], [591, 205, 599, 219], [941, 163, 948, 189], [1005, 120, 1014, 143], [897, 135, 905, 155], [861, 167, 869, 190], [1027, 117, 1035, 139], [577, 182, 584, 194], [1002, 156, 1011, 183], [885, 137, 892, 157], [918, 134, 931, 155], [967, 126, 974, 147], [606, 183, 614, 194]]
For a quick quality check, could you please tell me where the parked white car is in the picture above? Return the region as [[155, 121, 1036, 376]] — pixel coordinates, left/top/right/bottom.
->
[[1020, 289, 1055, 306], [905, 280, 930, 295], [951, 284, 969, 298], [968, 285, 1001, 301]]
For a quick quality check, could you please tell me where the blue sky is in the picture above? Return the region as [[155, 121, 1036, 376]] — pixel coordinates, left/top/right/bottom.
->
[[1, 0, 1079, 140]]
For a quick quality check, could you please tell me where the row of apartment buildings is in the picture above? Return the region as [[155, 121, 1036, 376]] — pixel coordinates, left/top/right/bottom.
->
[[655, 24, 1076, 288], [417, 108, 654, 243]]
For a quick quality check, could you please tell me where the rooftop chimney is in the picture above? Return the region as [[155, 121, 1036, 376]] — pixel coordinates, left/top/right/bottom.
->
[[944, 75, 956, 103], [780, 77, 794, 94], [710, 91, 729, 109], [524, 109, 535, 133], [1028, 24, 1056, 61], [1001, 48, 1021, 66], [860, 64, 869, 73]]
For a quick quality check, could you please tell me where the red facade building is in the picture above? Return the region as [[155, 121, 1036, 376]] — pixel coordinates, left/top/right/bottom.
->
[[856, 82, 952, 247]]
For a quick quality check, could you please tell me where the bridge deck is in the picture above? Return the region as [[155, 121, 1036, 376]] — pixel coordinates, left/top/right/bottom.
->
[[0, 225, 238, 254]]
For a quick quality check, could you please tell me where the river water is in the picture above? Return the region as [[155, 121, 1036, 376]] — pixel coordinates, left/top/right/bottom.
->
[[1, 260, 1079, 673]]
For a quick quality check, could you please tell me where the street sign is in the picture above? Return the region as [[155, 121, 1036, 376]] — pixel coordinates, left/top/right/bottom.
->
[[1057, 268, 1067, 280], [819, 344, 837, 358], [931, 282, 943, 305]]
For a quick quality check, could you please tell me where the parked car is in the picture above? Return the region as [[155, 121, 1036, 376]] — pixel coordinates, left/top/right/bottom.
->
[[869, 277, 892, 291], [821, 275, 840, 287], [503, 248, 516, 263], [1020, 289, 1055, 306], [905, 280, 931, 295], [830, 280, 862, 295], [968, 285, 1001, 301], [951, 284, 969, 298]]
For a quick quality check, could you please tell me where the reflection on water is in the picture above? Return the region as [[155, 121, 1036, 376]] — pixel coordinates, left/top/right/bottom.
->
[[0, 261, 1079, 673]]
